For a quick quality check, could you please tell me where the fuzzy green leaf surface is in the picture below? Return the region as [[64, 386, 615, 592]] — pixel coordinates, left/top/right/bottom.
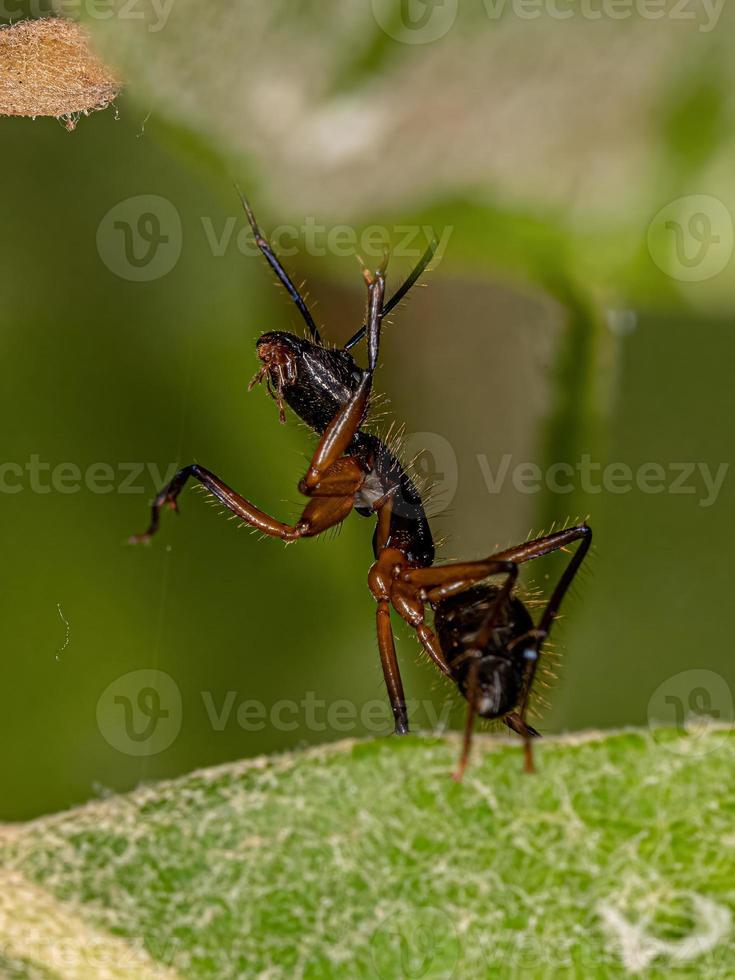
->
[[2, 729, 734, 979]]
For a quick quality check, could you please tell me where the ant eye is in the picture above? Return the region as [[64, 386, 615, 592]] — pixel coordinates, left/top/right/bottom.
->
[[522, 648, 538, 661]]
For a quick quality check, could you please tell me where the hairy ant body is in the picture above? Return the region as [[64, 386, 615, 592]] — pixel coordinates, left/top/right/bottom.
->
[[132, 195, 591, 777]]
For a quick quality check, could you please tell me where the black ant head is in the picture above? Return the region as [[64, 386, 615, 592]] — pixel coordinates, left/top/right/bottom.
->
[[250, 331, 366, 431]]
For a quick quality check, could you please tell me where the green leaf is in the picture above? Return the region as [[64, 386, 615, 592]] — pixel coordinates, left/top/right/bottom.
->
[[2, 729, 734, 978]]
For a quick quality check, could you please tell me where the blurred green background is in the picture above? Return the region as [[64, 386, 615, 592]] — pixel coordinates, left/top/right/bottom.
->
[[2, 1, 734, 820]]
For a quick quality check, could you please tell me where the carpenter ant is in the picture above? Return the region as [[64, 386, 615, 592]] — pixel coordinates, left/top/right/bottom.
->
[[131, 195, 591, 778]]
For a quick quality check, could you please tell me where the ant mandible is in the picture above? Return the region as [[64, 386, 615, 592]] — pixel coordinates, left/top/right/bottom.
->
[[131, 194, 592, 779]]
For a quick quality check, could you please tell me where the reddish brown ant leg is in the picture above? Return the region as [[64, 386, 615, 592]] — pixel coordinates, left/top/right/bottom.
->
[[376, 597, 409, 736], [369, 539, 410, 735], [130, 464, 306, 544], [495, 525, 592, 742], [415, 625, 451, 677], [302, 379, 372, 489], [302, 273, 386, 490], [344, 239, 436, 351], [396, 560, 517, 681], [504, 713, 540, 774], [453, 660, 480, 782], [130, 460, 364, 545], [400, 559, 517, 601]]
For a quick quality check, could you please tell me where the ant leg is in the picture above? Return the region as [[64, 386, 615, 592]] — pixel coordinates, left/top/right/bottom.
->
[[297, 456, 365, 532], [377, 598, 409, 735], [394, 568, 518, 679], [489, 524, 592, 575], [415, 625, 451, 677], [395, 555, 519, 684], [471, 564, 520, 648], [503, 713, 541, 774], [352, 253, 389, 370], [236, 189, 322, 344], [373, 494, 451, 679], [507, 526, 592, 749], [130, 464, 297, 543], [395, 537, 519, 676], [344, 238, 437, 351], [399, 526, 591, 596], [496, 525, 592, 772], [301, 376, 372, 490], [390, 587, 452, 677], [486, 524, 592, 646], [454, 660, 480, 782], [399, 559, 518, 603], [301, 270, 386, 490], [130, 460, 364, 544], [401, 524, 590, 610], [369, 497, 409, 734], [363, 263, 387, 374], [448, 567, 519, 781]]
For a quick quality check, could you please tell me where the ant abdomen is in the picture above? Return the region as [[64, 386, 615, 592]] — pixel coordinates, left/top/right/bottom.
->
[[433, 585, 534, 719]]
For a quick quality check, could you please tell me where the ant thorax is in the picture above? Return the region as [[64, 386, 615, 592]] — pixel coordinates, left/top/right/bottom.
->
[[350, 434, 435, 567]]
